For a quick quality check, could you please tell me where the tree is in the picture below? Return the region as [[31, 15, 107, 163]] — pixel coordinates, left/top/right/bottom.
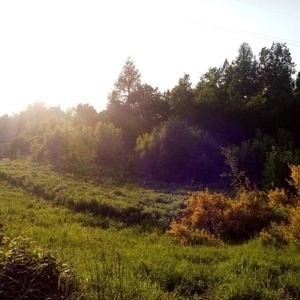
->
[[136, 119, 221, 183], [94, 122, 125, 166], [73, 103, 99, 127], [43, 124, 67, 163], [105, 57, 144, 152], [169, 74, 195, 119], [129, 84, 170, 127], [194, 62, 229, 110], [108, 57, 141, 107], [68, 124, 97, 163], [114, 84, 171, 150], [258, 42, 295, 102], [228, 43, 259, 100], [263, 129, 300, 190]]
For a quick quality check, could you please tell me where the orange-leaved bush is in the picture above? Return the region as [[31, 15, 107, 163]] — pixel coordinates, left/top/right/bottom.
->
[[229, 190, 272, 238], [259, 164, 300, 246], [167, 189, 272, 244], [267, 188, 291, 207], [167, 222, 223, 246]]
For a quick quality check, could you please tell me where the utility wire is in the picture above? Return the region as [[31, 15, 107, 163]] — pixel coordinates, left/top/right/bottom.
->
[[236, 0, 300, 20], [184, 19, 300, 48]]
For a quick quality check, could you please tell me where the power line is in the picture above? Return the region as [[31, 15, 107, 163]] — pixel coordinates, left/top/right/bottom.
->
[[236, 0, 300, 20], [183, 19, 300, 48]]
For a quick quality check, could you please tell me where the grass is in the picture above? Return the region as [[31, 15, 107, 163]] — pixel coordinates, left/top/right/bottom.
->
[[0, 159, 299, 299], [0, 159, 186, 230]]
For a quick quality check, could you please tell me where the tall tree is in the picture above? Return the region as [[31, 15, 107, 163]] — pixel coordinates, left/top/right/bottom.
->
[[228, 43, 259, 100], [194, 60, 230, 112], [105, 58, 163, 152], [258, 42, 295, 102], [108, 57, 141, 107], [128, 84, 170, 130], [257, 43, 297, 135], [169, 74, 195, 119]]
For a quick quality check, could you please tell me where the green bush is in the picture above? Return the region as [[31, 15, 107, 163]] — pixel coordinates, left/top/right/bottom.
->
[[137, 119, 221, 183]]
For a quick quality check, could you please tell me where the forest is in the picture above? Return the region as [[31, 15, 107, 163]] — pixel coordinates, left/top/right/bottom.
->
[[1, 42, 300, 299], [1, 42, 300, 190]]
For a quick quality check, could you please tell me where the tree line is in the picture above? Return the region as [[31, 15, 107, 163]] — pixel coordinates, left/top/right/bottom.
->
[[2, 42, 300, 190]]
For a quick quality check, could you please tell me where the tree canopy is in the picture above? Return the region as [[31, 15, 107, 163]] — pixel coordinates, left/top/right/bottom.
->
[[2, 42, 300, 190]]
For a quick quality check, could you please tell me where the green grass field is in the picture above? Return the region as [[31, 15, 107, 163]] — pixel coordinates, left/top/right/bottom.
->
[[0, 159, 300, 299]]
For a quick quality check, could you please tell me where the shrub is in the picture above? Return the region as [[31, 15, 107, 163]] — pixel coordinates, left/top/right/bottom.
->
[[0, 235, 78, 299], [167, 222, 223, 246], [94, 122, 125, 166], [259, 222, 289, 246], [288, 206, 300, 243], [137, 119, 221, 183], [168, 189, 272, 243], [227, 190, 272, 240], [289, 164, 300, 196], [267, 188, 292, 207], [181, 190, 230, 235]]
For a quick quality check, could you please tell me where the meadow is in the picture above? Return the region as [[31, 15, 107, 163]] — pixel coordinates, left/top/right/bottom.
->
[[0, 159, 300, 299]]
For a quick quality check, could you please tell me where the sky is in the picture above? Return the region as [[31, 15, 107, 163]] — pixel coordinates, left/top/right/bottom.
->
[[1, 0, 300, 116]]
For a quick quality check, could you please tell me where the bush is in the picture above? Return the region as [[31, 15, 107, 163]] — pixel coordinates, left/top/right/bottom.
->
[[259, 222, 289, 246], [288, 206, 300, 243], [94, 122, 125, 166], [0, 235, 78, 299], [267, 188, 292, 207], [167, 222, 223, 246], [136, 119, 221, 183], [289, 164, 300, 196], [227, 190, 272, 240], [167, 189, 272, 243]]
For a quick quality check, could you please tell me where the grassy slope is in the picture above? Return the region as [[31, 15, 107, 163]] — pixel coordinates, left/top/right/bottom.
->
[[0, 160, 300, 299], [0, 160, 186, 230]]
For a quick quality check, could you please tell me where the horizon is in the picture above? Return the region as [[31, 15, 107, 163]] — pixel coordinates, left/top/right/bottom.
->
[[1, 0, 300, 116]]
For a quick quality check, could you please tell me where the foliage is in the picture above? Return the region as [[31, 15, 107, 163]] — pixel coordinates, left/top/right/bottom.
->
[[137, 119, 220, 183], [259, 164, 300, 246], [263, 129, 300, 190], [68, 124, 97, 163], [111, 56, 141, 105], [221, 145, 251, 191], [228, 42, 259, 100], [258, 42, 295, 102], [94, 122, 125, 166], [289, 164, 300, 194], [3, 42, 300, 298], [1, 42, 300, 188], [73, 103, 99, 127], [288, 205, 300, 243], [43, 123, 68, 163], [1, 161, 300, 299], [167, 223, 224, 246], [259, 222, 289, 246], [169, 74, 195, 119], [0, 159, 185, 231], [267, 188, 294, 207], [0, 235, 78, 299], [167, 189, 272, 243]]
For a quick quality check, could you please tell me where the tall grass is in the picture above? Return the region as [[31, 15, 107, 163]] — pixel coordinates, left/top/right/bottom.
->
[[0, 160, 300, 299], [0, 159, 185, 231]]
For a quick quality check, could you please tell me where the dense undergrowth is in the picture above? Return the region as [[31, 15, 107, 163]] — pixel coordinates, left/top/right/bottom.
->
[[0, 159, 300, 299]]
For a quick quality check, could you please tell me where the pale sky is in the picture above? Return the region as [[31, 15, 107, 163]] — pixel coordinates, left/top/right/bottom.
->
[[1, 0, 300, 116]]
